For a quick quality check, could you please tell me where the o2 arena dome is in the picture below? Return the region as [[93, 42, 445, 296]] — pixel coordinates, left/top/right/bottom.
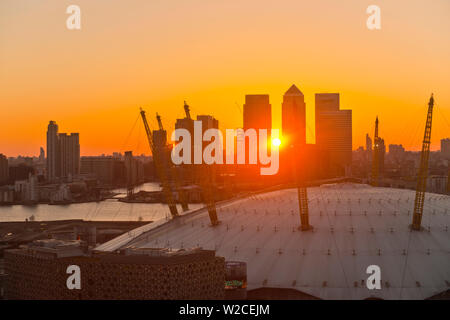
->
[[96, 183, 450, 300]]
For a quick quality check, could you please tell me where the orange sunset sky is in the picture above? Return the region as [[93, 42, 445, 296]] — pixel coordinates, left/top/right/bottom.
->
[[1, 0, 449, 157]]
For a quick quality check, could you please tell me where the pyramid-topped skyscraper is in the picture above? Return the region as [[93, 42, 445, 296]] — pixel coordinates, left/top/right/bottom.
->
[[282, 84, 306, 147]]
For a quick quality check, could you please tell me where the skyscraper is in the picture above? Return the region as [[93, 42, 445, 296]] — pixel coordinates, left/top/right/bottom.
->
[[59, 133, 80, 179], [243, 95, 272, 164], [365, 134, 372, 163], [197, 115, 219, 132], [282, 85, 306, 147], [152, 128, 168, 152], [124, 151, 136, 189], [365, 134, 372, 153], [315, 93, 352, 175], [46, 121, 60, 181], [243, 95, 271, 132], [197, 115, 219, 159], [378, 138, 386, 176], [0, 154, 8, 185], [46, 121, 80, 182], [124, 151, 144, 189]]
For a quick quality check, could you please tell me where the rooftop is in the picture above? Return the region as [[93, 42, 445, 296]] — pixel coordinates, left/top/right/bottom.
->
[[284, 84, 303, 96], [96, 183, 450, 300]]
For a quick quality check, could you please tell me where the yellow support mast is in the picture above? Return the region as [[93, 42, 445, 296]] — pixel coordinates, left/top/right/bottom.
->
[[412, 94, 434, 231], [200, 164, 220, 226], [156, 113, 189, 212], [290, 144, 312, 231], [184, 101, 219, 225], [297, 185, 312, 231]]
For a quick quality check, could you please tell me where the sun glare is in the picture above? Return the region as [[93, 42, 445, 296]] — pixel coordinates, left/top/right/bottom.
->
[[272, 138, 281, 147]]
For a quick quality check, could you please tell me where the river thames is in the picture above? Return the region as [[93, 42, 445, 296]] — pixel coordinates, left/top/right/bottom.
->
[[0, 183, 204, 222]]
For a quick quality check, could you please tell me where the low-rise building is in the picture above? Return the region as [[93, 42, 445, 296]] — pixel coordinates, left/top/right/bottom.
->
[[80, 156, 125, 186], [4, 239, 225, 300]]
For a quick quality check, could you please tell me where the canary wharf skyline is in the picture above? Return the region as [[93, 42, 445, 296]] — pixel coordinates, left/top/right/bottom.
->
[[1, 0, 449, 156]]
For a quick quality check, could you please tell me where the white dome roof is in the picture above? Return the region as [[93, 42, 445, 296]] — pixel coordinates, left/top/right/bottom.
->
[[96, 183, 450, 300]]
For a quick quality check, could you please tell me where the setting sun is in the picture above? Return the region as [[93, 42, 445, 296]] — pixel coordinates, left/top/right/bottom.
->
[[272, 138, 281, 147]]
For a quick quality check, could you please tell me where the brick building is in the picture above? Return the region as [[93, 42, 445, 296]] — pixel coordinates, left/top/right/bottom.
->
[[4, 240, 225, 300]]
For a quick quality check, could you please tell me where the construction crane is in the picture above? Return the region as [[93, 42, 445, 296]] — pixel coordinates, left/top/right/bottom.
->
[[184, 101, 192, 120], [140, 108, 179, 218], [156, 113, 189, 212], [412, 94, 434, 231], [371, 117, 380, 187], [156, 113, 163, 130]]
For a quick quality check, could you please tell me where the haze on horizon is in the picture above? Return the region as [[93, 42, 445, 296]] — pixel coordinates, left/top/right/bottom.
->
[[1, 0, 449, 157]]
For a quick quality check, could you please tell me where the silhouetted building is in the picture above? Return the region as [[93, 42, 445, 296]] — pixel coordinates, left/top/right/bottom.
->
[[0, 154, 8, 185], [278, 141, 332, 184], [389, 144, 405, 164], [197, 115, 219, 157], [389, 144, 405, 154], [80, 156, 125, 185], [243, 95, 271, 133], [441, 138, 450, 159], [365, 134, 372, 161], [152, 124, 171, 180], [282, 85, 306, 147], [378, 138, 386, 175], [8, 164, 34, 184], [197, 115, 219, 132], [46, 121, 80, 181], [175, 117, 195, 135], [124, 151, 144, 187], [152, 128, 168, 152], [243, 95, 272, 167], [173, 113, 219, 161], [46, 121, 60, 181], [315, 93, 352, 176], [59, 133, 80, 180], [365, 134, 372, 151], [279, 85, 308, 184]]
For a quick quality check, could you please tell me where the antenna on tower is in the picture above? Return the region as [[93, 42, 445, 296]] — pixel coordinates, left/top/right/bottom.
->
[[371, 116, 380, 187]]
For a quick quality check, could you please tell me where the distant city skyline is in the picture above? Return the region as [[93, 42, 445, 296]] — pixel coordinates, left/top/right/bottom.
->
[[1, 0, 449, 156], [2, 90, 450, 159]]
